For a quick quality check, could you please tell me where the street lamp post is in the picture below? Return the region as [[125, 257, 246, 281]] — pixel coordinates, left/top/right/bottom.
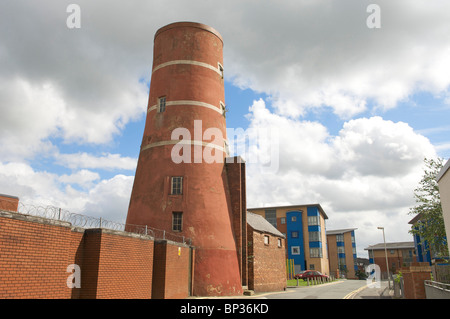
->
[[377, 227, 391, 289]]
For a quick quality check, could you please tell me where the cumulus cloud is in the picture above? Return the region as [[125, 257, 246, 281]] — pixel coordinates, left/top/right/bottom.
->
[[242, 100, 437, 255], [0, 161, 133, 222], [222, 0, 450, 118], [56, 152, 137, 171]]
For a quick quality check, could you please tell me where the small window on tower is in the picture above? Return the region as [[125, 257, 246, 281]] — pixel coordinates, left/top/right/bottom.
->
[[171, 176, 183, 195], [158, 96, 166, 113], [172, 212, 183, 232], [218, 63, 224, 78]]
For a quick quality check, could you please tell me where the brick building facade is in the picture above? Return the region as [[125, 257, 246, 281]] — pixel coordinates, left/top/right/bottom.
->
[[247, 212, 286, 293], [326, 228, 358, 279]]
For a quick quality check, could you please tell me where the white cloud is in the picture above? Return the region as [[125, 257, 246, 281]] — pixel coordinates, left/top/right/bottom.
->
[[0, 161, 133, 223], [59, 169, 100, 188], [56, 152, 137, 171], [243, 99, 437, 256]]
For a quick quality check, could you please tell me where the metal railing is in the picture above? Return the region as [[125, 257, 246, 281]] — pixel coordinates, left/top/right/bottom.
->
[[0, 198, 191, 246], [425, 280, 450, 299]]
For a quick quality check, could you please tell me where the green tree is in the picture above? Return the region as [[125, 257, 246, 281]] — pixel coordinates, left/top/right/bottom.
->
[[409, 157, 448, 258]]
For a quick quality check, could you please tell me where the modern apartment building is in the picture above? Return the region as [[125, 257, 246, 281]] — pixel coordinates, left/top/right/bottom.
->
[[365, 242, 416, 278], [326, 228, 358, 279], [247, 204, 329, 275]]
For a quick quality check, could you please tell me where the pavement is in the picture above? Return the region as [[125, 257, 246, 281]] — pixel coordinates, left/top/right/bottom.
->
[[347, 280, 394, 299], [191, 279, 394, 300]]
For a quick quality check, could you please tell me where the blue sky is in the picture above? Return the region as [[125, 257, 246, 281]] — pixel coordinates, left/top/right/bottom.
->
[[1, 0, 449, 257]]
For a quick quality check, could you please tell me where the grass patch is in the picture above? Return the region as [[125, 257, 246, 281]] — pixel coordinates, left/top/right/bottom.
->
[[287, 279, 309, 286], [287, 278, 338, 286]]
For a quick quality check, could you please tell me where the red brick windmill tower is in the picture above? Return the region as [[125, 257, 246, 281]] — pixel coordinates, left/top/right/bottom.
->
[[126, 22, 246, 296]]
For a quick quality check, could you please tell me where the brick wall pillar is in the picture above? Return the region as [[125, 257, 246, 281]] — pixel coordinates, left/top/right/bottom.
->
[[401, 262, 431, 299]]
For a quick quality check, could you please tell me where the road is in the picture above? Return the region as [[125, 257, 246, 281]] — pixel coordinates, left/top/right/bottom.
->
[[247, 279, 392, 299]]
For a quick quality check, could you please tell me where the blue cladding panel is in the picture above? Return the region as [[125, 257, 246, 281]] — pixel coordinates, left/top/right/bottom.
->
[[308, 225, 321, 232], [286, 211, 305, 271], [309, 241, 322, 248], [338, 253, 346, 258], [307, 206, 319, 216], [337, 242, 345, 247]]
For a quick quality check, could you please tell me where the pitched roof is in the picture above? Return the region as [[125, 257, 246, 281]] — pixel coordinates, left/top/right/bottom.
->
[[364, 242, 415, 250], [437, 159, 450, 182], [326, 228, 357, 235], [246, 212, 285, 238]]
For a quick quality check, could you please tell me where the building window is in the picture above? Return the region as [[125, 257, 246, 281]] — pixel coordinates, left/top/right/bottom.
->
[[310, 264, 315, 270], [171, 176, 183, 195], [309, 231, 321, 242], [291, 216, 297, 222], [264, 235, 270, 245], [220, 101, 226, 115], [278, 238, 282, 248], [337, 246, 345, 254], [310, 247, 322, 258], [291, 246, 300, 255], [265, 209, 277, 228], [390, 250, 395, 254], [291, 231, 299, 238], [307, 215, 319, 226], [336, 234, 344, 242], [338, 258, 346, 266], [352, 247, 357, 255], [158, 96, 166, 113], [218, 62, 224, 78], [172, 212, 183, 232], [280, 217, 286, 224]]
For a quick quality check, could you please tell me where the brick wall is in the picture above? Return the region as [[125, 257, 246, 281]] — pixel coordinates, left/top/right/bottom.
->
[[247, 228, 286, 293], [225, 157, 247, 287], [0, 211, 74, 298], [79, 228, 154, 299], [401, 262, 431, 299], [0, 194, 19, 212], [152, 240, 193, 299], [0, 210, 158, 299]]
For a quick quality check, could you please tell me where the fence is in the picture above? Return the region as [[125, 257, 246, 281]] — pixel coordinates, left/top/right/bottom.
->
[[425, 280, 450, 299], [0, 198, 191, 246], [432, 263, 450, 284]]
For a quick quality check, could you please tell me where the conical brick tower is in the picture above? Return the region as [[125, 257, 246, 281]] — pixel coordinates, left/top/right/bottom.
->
[[126, 22, 245, 296]]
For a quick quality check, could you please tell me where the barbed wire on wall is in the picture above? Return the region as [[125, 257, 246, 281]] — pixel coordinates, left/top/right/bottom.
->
[[0, 198, 191, 246]]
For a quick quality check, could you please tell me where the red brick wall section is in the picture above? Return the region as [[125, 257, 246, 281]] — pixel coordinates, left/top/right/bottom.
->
[[0, 211, 155, 299], [247, 228, 286, 293], [152, 240, 192, 299], [225, 158, 247, 287], [0, 211, 73, 299], [0, 195, 19, 212], [401, 262, 431, 299], [90, 229, 154, 299]]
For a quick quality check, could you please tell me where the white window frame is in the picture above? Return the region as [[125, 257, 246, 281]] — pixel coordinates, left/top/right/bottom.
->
[[264, 235, 270, 245], [307, 215, 319, 226], [310, 247, 322, 258], [172, 212, 183, 232], [309, 231, 321, 242], [291, 246, 300, 255], [158, 96, 166, 113], [171, 176, 183, 195], [218, 62, 224, 78]]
